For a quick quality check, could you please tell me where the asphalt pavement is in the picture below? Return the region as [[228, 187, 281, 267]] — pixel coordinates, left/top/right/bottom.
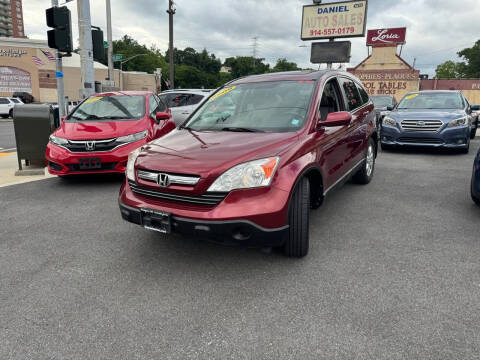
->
[[1, 140, 480, 359], [0, 120, 16, 151]]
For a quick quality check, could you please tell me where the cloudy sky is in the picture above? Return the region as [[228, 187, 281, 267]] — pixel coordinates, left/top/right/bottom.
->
[[24, 0, 480, 76]]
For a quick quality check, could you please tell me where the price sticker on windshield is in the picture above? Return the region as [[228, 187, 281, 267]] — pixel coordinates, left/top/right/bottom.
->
[[85, 96, 103, 104], [404, 93, 419, 100], [210, 86, 236, 101]]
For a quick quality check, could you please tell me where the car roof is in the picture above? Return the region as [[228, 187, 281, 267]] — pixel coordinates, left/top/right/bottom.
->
[[160, 89, 213, 95], [93, 91, 152, 96], [227, 70, 362, 85], [407, 90, 462, 95]]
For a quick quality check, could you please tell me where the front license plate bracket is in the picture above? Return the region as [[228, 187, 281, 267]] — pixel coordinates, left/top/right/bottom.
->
[[141, 208, 171, 234]]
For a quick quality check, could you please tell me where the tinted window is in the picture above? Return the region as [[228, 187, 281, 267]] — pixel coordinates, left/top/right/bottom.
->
[[184, 81, 315, 133], [187, 94, 204, 106], [10, 98, 20, 103], [340, 78, 362, 111], [356, 83, 369, 104], [0, 98, 9, 104], [319, 79, 343, 121]]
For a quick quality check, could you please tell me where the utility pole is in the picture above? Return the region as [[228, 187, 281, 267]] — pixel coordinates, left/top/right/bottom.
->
[[51, 0, 66, 118], [77, 0, 95, 98], [167, 0, 175, 89], [106, 0, 114, 83], [251, 36, 258, 70]]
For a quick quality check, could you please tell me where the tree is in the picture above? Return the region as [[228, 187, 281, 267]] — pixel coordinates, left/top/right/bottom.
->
[[435, 60, 466, 78], [224, 56, 270, 78], [457, 40, 480, 78], [271, 58, 299, 72]]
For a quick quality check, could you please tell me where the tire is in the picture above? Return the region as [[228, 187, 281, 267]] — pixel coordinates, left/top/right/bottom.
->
[[353, 138, 376, 184], [0, 114, 8, 119], [9, 109, 13, 118], [284, 177, 310, 258], [470, 126, 477, 139], [380, 142, 393, 151], [472, 175, 480, 206]]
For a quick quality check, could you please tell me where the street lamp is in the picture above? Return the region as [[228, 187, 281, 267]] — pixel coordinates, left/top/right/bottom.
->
[[116, 53, 147, 90]]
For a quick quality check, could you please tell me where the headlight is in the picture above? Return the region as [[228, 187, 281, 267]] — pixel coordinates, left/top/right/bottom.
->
[[126, 147, 142, 181], [117, 130, 148, 144], [49, 134, 68, 146], [382, 116, 397, 126], [207, 157, 279, 192], [448, 117, 468, 127]]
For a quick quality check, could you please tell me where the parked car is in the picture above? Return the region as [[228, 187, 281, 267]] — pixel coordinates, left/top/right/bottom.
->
[[371, 95, 397, 130], [472, 146, 480, 206], [46, 91, 175, 176], [158, 89, 213, 125], [471, 104, 480, 138], [380, 90, 475, 153], [0, 97, 23, 118], [119, 70, 377, 257], [12, 91, 34, 104]]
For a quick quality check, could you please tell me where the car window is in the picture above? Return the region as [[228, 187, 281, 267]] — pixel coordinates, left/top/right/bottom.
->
[[0, 98, 9, 104], [319, 78, 343, 121], [356, 83, 369, 104], [160, 93, 191, 108], [156, 95, 167, 112], [187, 94, 204, 106], [148, 94, 158, 116], [10, 98, 20, 104], [340, 78, 362, 111], [184, 80, 315, 133], [68, 95, 146, 121]]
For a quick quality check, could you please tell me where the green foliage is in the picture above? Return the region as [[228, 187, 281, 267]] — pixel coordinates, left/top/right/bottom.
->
[[435, 40, 480, 79], [224, 56, 270, 78], [271, 58, 300, 72]]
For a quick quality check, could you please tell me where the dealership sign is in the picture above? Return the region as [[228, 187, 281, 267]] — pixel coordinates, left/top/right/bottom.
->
[[350, 69, 419, 96], [301, 0, 368, 40], [366, 27, 407, 46], [0, 48, 27, 58], [0, 67, 32, 93]]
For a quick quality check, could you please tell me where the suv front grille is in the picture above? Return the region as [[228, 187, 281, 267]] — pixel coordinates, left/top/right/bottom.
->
[[400, 120, 443, 132], [128, 181, 227, 206], [64, 138, 119, 152]]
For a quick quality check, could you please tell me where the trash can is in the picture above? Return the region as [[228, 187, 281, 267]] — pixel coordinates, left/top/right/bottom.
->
[[13, 104, 56, 170]]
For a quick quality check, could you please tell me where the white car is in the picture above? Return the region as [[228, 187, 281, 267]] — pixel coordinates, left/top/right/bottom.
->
[[0, 97, 24, 118], [158, 89, 213, 125]]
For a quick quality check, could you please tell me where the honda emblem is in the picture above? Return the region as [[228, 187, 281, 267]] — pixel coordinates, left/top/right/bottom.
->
[[85, 141, 95, 151], [157, 173, 170, 187]]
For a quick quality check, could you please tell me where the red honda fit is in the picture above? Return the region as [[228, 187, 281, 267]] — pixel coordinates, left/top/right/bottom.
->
[[46, 91, 175, 176], [119, 71, 377, 257]]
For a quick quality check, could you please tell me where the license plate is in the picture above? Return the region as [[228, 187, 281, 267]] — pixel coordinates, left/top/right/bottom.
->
[[78, 158, 101, 170], [141, 208, 171, 234]]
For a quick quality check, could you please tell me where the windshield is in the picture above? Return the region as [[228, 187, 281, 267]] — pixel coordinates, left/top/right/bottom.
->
[[183, 81, 315, 132], [397, 92, 464, 110], [68, 95, 146, 121], [371, 96, 393, 108]]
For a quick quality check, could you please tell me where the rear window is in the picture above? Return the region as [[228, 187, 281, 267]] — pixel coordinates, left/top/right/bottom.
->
[[0, 98, 9, 104], [10, 98, 20, 103]]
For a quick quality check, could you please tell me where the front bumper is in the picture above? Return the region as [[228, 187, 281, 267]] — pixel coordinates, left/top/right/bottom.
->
[[46, 139, 147, 175], [380, 125, 470, 148], [118, 180, 290, 247]]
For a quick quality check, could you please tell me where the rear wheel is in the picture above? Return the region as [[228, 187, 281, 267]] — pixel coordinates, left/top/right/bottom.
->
[[0, 114, 8, 119], [353, 138, 376, 184], [9, 109, 13, 118], [284, 177, 310, 258]]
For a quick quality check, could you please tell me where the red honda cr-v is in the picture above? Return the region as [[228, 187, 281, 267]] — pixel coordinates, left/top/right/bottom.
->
[[119, 71, 377, 257], [46, 91, 175, 176]]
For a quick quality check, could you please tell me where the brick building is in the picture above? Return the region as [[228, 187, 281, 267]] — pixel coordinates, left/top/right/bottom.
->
[[0, 0, 25, 38]]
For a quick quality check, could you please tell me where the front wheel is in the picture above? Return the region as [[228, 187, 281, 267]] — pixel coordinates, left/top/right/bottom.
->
[[284, 177, 310, 258], [353, 138, 376, 184], [472, 176, 480, 206]]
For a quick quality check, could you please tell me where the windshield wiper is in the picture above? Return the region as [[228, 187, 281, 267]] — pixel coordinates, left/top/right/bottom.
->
[[221, 127, 264, 132]]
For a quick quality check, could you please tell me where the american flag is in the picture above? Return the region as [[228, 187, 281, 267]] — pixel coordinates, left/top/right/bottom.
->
[[41, 49, 56, 62], [32, 56, 44, 66]]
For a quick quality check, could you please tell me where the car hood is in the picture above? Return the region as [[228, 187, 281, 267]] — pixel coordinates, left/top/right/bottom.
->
[[389, 109, 466, 122], [54, 120, 145, 140], [136, 129, 298, 178]]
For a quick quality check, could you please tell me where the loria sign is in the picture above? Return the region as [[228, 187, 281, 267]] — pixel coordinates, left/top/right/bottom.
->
[[301, 0, 368, 40], [366, 27, 407, 46]]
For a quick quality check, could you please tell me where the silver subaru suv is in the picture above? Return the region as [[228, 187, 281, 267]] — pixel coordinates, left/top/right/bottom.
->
[[158, 89, 213, 125]]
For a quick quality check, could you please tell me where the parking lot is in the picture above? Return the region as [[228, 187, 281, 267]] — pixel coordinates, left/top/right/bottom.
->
[[1, 140, 480, 359]]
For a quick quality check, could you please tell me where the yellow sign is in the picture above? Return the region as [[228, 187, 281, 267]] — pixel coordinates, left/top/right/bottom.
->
[[301, 0, 367, 40], [210, 86, 236, 100]]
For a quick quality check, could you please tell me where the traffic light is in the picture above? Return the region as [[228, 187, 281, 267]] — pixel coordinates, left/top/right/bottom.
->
[[46, 6, 73, 53], [91, 28, 105, 62]]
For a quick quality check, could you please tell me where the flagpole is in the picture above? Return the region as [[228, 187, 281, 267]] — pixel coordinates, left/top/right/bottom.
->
[[52, 0, 66, 119]]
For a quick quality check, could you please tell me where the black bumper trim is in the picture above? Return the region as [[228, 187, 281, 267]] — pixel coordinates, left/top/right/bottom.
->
[[119, 200, 288, 247]]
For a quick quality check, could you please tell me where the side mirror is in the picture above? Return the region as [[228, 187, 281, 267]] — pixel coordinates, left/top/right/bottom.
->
[[386, 105, 394, 111], [155, 111, 170, 121], [471, 105, 480, 111], [322, 111, 352, 127]]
